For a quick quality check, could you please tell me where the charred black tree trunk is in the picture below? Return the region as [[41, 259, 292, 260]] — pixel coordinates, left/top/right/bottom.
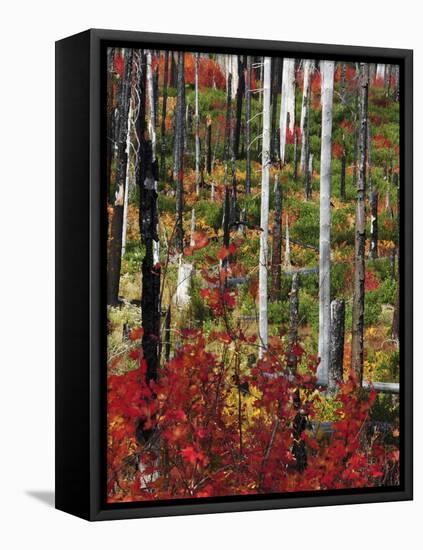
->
[[174, 52, 186, 253], [270, 178, 282, 301], [164, 305, 171, 363], [160, 50, 169, 181], [340, 137, 347, 200], [107, 49, 133, 306], [245, 57, 252, 194], [234, 56, 245, 159], [367, 120, 373, 197], [106, 47, 116, 193], [223, 73, 232, 163], [290, 274, 307, 473], [170, 51, 177, 87], [369, 191, 379, 259], [270, 57, 282, 162], [392, 181, 400, 341], [222, 182, 233, 269], [287, 273, 300, 372], [353, 87, 359, 187], [229, 108, 238, 219], [206, 115, 212, 176], [303, 82, 312, 200], [329, 299, 345, 391], [351, 63, 369, 383]]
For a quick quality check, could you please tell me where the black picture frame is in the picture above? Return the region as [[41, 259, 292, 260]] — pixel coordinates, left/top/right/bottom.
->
[[55, 28, 413, 521]]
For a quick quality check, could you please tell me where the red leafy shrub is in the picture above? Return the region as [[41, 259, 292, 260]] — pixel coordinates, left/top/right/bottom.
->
[[107, 244, 399, 502]]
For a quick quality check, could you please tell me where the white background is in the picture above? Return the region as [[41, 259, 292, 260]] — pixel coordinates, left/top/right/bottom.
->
[[0, 1, 420, 548]]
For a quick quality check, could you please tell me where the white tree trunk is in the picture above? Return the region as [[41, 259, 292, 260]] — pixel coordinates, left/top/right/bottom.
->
[[300, 60, 313, 173], [376, 63, 386, 81], [284, 213, 291, 268], [194, 53, 200, 195], [279, 58, 296, 164], [175, 256, 193, 308], [258, 57, 271, 358], [317, 60, 335, 384], [190, 208, 196, 246], [146, 51, 160, 265]]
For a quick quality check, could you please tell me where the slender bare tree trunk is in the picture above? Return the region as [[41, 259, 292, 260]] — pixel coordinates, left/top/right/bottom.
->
[[340, 133, 347, 200], [369, 191, 379, 259], [245, 56, 252, 194], [351, 63, 369, 383], [317, 60, 335, 384], [160, 50, 169, 181], [284, 214, 291, 268], [288, 273, 300, 372], [270, 57, 282, 161], [234, 55, 245, 158], [194, 53, 201, 195], [107, 48, 133, 306], [300, 60, 313, 172], [270, 175, 282, 301], [206, 115, 212, 176], [376, 63, 386, 81], [174, 52, 185, 254], [146, 51, 160, 265], [223, 73, 232, 162], [328, 299, 345, 391], [259, 57, 271, 358], [280, 58, 296, 165]]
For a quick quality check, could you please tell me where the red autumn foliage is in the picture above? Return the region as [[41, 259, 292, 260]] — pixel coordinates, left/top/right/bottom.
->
[[286, 126, 301, 145], [373, 134, 392, 150], [311, 72, 321, 95], [183, 53, 226, 90], [332, 142, 344, 159], [107, 244, 399, 503], [364, 270, 380, 292], [113, 51, 124, 78]]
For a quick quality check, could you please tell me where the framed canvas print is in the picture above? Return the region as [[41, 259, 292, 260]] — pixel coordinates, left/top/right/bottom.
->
[[55, 29, 413, 521]]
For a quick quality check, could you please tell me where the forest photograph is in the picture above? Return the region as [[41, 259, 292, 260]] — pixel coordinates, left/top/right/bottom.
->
[[106, 47, 401, 504]]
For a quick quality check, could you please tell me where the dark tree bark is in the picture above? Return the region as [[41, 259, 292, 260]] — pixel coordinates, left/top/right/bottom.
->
[[170, 51, 177, 87], [369, 191, 379, 259], [367, 120, 373, 198], [174, 52, 185, 253], [245, 56, 252, 194], [351, 63, 369, 384], [340, 137, 347, 201], [107, 48, 133, 306], [329, 299, 345, 391], [392, 180, 400, 341], [160, 50, 169, 181], [270, 177, 283, 301], [222, 183, 231, 268], [229, 108, 238, 217], [303, 82, 312, 200], [106, 47, 116, 193], [234, 56, 245, 159], [270, 57, 282, 162], [206, 114, 212, 175], [353, 87, 359, 187], [223, 73, 232, 162], [164, 305, 171, 363], [287, 273, 300, 372]]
